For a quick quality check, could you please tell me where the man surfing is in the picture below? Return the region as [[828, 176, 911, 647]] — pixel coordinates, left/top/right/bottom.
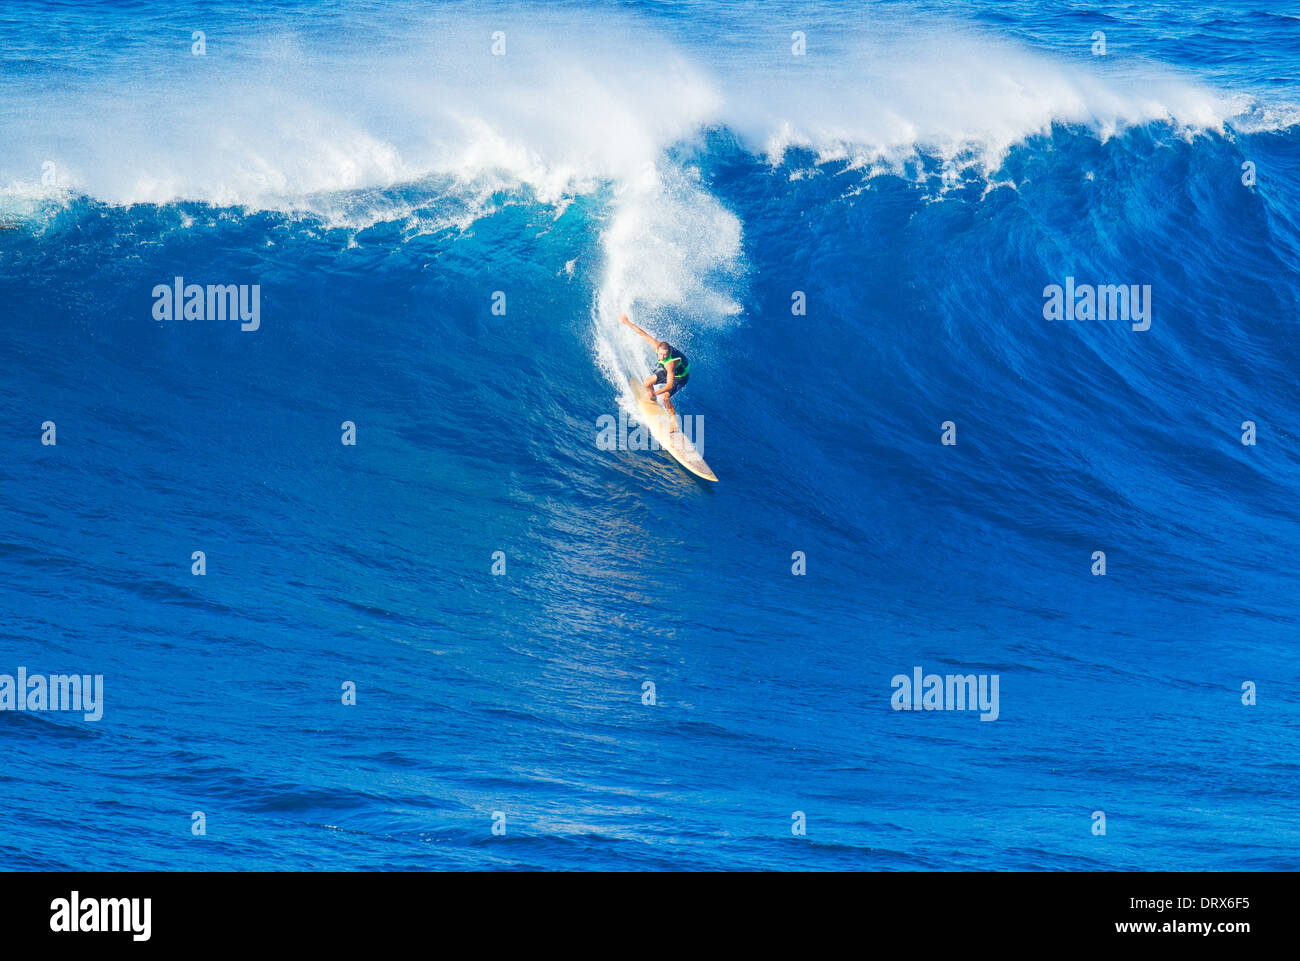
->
[[620, 314, 691, 433]]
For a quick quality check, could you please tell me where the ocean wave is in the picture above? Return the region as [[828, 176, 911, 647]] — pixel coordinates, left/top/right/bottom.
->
[[0, 5, 1286, 216]]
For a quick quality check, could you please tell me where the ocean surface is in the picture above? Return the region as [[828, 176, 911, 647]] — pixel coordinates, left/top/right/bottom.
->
[[2, 0, 1298, 870]]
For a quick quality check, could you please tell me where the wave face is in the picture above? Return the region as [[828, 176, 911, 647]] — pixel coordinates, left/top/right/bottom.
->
[[3, 0, 1299, 870]]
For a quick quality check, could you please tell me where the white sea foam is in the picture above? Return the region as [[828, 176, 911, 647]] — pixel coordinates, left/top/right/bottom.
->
[[0, 8, 1269, 209], [0, 4, 1286, 390]]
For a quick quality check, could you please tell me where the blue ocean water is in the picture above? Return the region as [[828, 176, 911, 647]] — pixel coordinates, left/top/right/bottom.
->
[[2, 0, 1298, 870]]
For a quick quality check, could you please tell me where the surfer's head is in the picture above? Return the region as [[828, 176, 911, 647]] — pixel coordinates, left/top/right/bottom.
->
[[656, 341, 670, 359]]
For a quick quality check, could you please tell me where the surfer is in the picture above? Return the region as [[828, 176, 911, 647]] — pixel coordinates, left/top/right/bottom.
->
[[620, 314, 690, 432]]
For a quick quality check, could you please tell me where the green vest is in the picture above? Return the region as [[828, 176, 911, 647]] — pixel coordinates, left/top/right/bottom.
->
[[659, 351, 690, 378]]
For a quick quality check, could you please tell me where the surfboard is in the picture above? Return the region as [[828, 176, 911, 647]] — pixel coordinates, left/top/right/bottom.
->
[[628, 376, 718, 482]]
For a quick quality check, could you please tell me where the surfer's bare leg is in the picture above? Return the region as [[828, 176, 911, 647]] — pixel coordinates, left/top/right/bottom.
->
[[660, 392, 680, 433], [641, 374, 657, 401]]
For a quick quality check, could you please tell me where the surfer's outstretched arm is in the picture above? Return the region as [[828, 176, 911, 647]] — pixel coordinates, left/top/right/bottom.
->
[[620, 314, 659, 347]]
